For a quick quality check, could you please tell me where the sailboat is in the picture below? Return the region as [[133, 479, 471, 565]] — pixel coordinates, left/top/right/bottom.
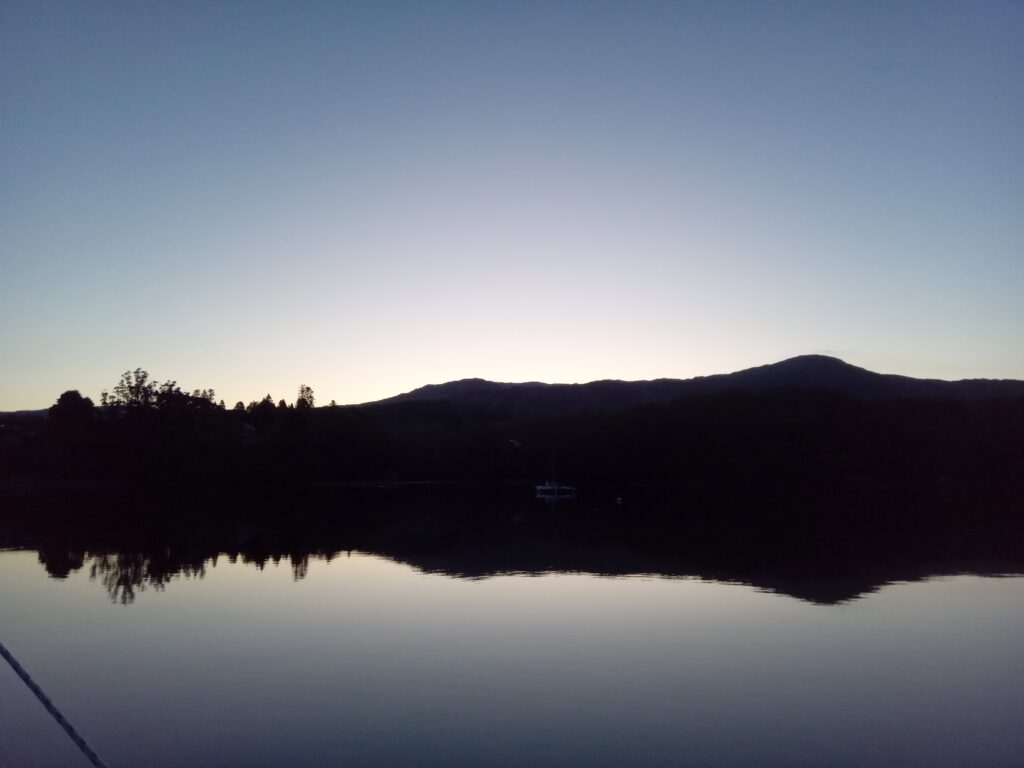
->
[[535, 480, 575, 499], [535, 443, 575, 499]]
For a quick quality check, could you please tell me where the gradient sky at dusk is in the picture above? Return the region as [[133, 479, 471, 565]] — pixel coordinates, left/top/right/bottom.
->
[[2, 1, 1022, 409]]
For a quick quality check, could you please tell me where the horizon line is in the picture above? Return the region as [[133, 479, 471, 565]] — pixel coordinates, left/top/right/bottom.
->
[[5, 353, 1024, 414]]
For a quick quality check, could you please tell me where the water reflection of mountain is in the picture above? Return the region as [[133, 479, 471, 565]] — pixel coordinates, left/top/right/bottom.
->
[[2, 484, 1021, 605]]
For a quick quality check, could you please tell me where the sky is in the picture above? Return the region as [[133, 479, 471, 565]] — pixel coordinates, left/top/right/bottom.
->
[[1, 1, 1022, 410]]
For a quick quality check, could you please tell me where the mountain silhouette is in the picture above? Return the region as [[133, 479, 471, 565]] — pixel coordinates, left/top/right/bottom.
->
[[372, 355, 1024, 418], [5, 355, 1023, 489]]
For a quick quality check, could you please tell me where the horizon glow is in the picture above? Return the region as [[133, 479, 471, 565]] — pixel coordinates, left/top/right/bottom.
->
[[2, 2, 1022, 409]]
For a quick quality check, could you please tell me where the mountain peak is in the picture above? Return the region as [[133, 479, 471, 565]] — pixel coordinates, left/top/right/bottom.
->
[[368, 356, 1024, 415], [766, 354, 861, 371]]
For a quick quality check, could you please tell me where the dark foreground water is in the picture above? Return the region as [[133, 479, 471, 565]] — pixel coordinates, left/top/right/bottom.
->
[[1, 487, 1023, 767]]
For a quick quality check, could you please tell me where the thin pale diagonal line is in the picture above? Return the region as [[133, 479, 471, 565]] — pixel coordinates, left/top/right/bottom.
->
[[0, 641, 110, 768]]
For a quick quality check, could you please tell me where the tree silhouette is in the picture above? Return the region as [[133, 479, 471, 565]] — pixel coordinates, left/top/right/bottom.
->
[[155, 381, 218, 411], [247, 395, 277, 432], [102, 368, 156, 409], [49, 390, 95, 428], [296, 384, 315, 410], [100, 369, 219, 413]]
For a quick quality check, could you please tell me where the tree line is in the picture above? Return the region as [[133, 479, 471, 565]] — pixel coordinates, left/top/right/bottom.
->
[[2, 368, 1023, 494], [49, 369, 317, 423]]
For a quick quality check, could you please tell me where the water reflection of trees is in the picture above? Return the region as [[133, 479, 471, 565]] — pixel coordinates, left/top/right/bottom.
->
[[75, 551, 317, 604], [8, 484, 1023, 605], [86, 553, 208, 604], [36, 534, 1024, 607], [233, 552, 314, 581]]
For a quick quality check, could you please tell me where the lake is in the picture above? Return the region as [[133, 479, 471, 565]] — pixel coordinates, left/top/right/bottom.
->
[[1, 487, 1022, 767]]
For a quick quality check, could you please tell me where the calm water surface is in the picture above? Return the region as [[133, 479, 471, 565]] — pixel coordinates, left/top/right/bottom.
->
[[1, 549, 1022, 768]]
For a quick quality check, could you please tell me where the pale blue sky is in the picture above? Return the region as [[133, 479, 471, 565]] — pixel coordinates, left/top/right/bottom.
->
[[2, 1, 1022, 409]]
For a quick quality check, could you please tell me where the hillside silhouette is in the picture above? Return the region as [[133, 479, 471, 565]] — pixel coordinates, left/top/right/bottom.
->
[[1, 356, 1022, 491], [3, 358, 1022, 600], [377, 355, 1024, 419]]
